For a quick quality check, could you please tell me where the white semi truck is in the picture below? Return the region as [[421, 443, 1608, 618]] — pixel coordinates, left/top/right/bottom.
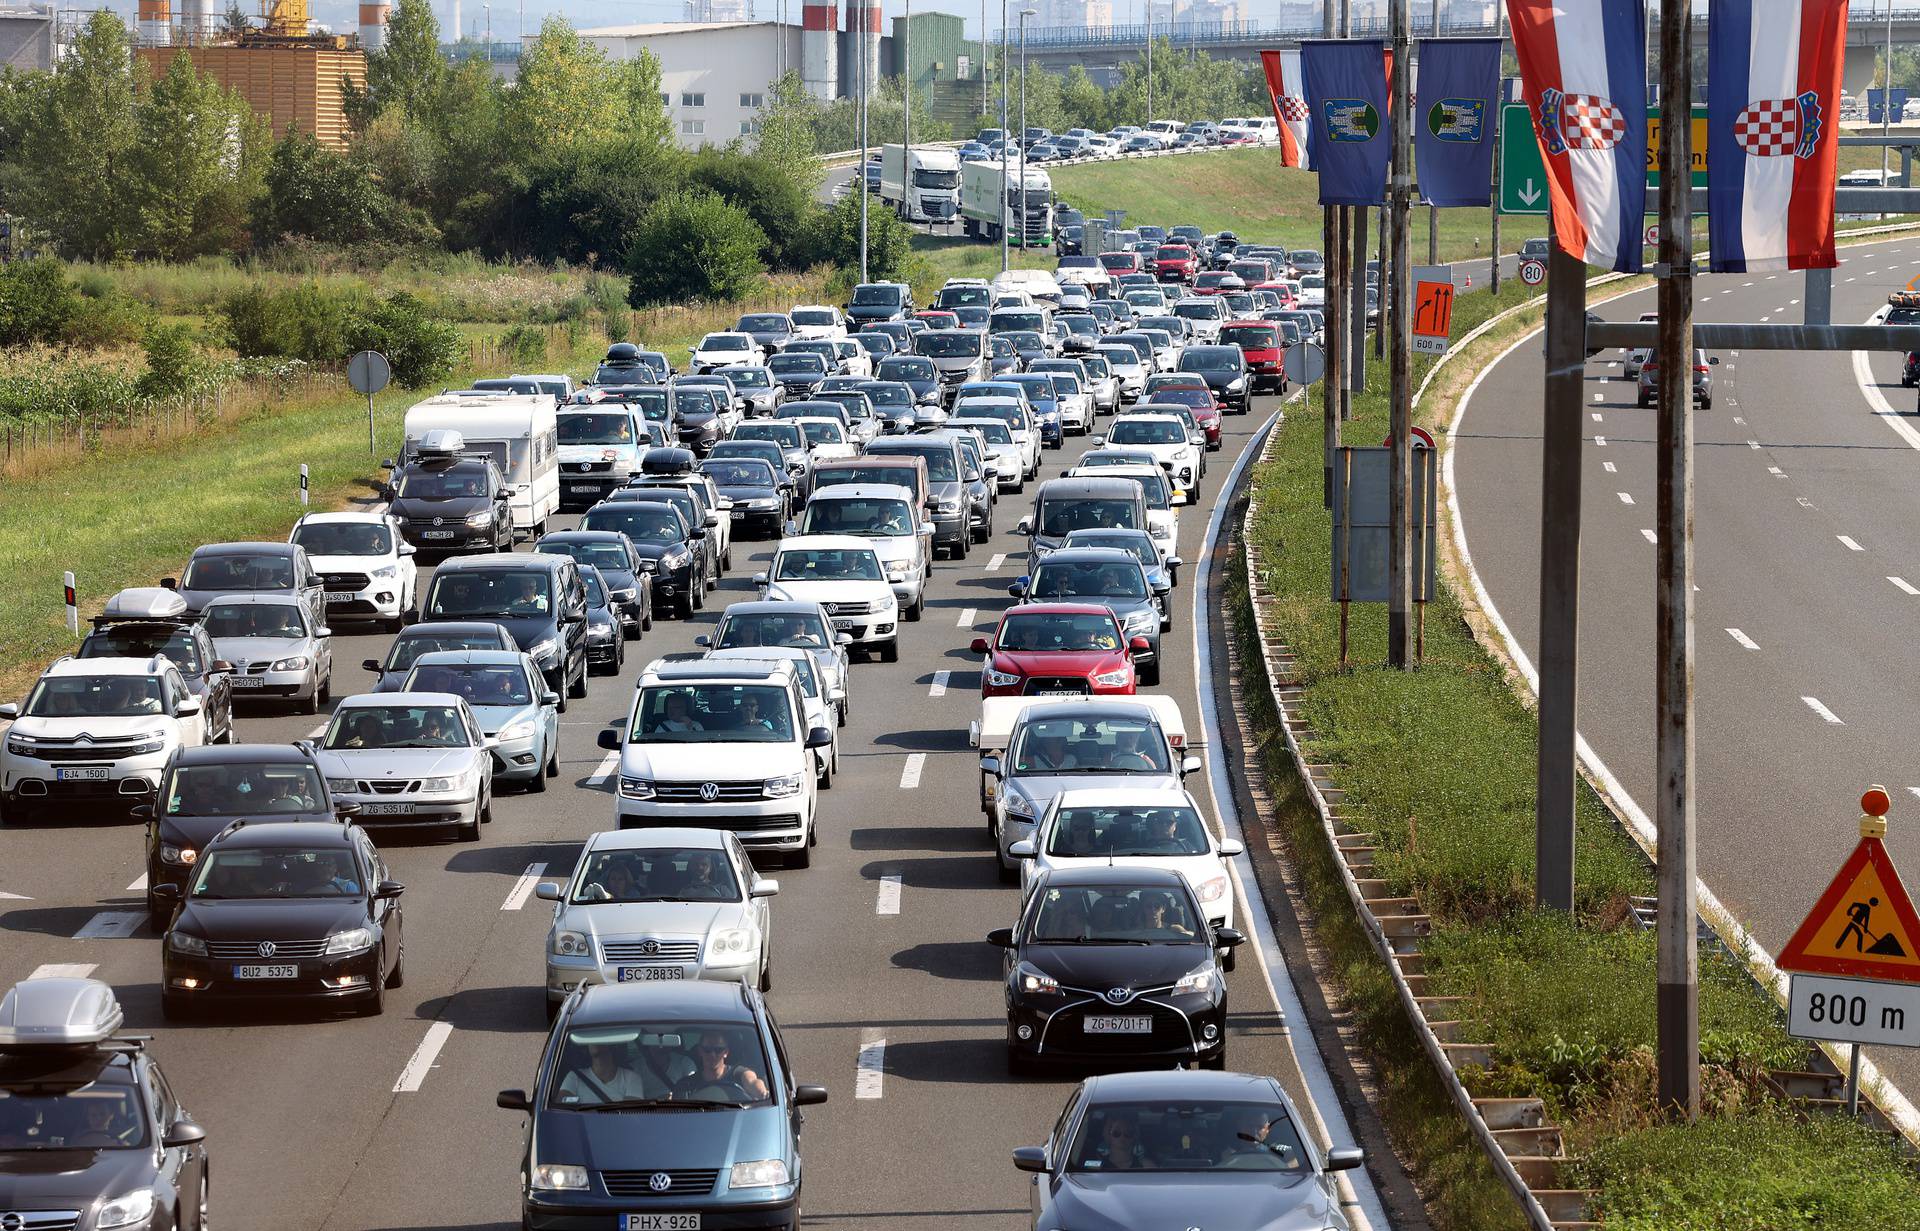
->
[[879, 144, 962, 223], [959, 162, 1054, 248]]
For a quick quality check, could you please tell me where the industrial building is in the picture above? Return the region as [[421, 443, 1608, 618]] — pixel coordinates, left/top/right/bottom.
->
[[0, 3, 53, 71]]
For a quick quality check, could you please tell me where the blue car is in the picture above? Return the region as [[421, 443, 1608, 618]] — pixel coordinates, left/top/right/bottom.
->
[[499, 979, 829, 1230], [1008, 374, 1065, 446], [400, 649, 561, 790]]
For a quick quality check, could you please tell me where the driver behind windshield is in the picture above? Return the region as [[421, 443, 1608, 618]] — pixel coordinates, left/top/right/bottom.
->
[[676, 1030, 770, 1102]]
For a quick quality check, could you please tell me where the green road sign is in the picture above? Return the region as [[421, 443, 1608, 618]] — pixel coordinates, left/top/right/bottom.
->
[[1498, 102, 1709, 216]]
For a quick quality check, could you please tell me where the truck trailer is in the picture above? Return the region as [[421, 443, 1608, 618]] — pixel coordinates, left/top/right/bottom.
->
[[960, 161, 1054, 248]]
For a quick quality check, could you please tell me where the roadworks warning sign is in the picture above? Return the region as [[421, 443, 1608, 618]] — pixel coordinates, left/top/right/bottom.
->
[[1778, 835, 1920, 984]]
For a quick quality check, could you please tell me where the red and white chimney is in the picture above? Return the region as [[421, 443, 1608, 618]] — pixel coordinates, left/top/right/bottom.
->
[[802, 0, 838, 100], [844, 0, 879, 98], [359, 1, 390, 50]]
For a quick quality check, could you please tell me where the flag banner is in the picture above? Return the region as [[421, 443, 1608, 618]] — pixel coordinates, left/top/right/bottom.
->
[[1302, 38, 1391, 206], [1707, 0, 1848, 272], [1260, 49, 1314, 170], [1414, 38, 1501, 206], [1505, 0, 1647, 272]]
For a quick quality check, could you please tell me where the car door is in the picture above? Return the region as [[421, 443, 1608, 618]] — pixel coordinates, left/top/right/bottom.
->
[[294, 549, 326, 629], [361, 831, 400, 976], [194, 627, 234, 741], [528, 654, 560, 757], [145, 1060, 204, 1224]]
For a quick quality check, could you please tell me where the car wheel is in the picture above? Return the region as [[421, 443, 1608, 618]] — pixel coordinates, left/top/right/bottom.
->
[[787, 843, 812, 870], [1141, 660, 1161, 686], [1702, 398, 1713, 410], [361, 969, 387, 1015], [546, 743, 560, 777], [997, 848, 1018, 884], [955, 533, 970, 560], [836, 696, 848, 728], [552, 678, 568, 714], [302, 683, 320, 714], [693, 579, 708, 609], [460, 813, 481, 842], [642, 597, 654, 632], [528, 760, 547, 793], [148, 902, 170, 933], [569, 661, 589, 699], [318, 670, 331, 704], [818, 754, 833, 790], [723, 544, 734, 570], [880, 638, 900, 664], [387, 945, 406, 989], [1222, 947, 1236, 973], [1006, 1047, 1036, 1077], [906, 590, 923, 622]]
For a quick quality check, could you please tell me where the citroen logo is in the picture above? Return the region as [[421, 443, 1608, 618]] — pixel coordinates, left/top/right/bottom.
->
[[640, 939, 660, 956], [648, 1172, 673, 1192], [1105, 987, 1133, 1005], [74, 732, 94, 744], [257, 941, 277, 958], [699, 782, 720, 802]]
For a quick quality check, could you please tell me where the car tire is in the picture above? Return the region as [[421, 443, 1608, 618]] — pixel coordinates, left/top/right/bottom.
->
[[723, 545, 734, 570], [546, 744, 561, 777], [880, 639, 900, 664], [361, 970, 387, 1016], [818, 755, 833, 790], [1141, 660, 1161, 686], [955, 533, 970, 560], [569, 661, 589, 699], [787, 843, 812, 870], [196, 1174, 209, 1230], [973, 517, 992, 544], [460, 813, 481, 842], [906, 591, 923, 622], [528, 762, 547, 793], [1702, 398, 1713, 410], [1200, 1050, 1226, 1070], [302, 684, 321, 715], [552, 679, 568, 715], [837, 695, 848, 728], [997, 850, 1018, 884], [693, 580, 707, 610], [387, 945, 406, 989]]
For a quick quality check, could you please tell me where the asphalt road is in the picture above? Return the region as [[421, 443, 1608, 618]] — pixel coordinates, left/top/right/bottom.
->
[[1452, 233, 1920, 1098], [0, 383, 1390, 1228]]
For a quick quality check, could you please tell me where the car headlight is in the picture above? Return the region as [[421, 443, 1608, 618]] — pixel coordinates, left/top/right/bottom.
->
[[96, 1189, 157, 1230], [1174, 962, 1217, 995], [1092, 667, 1132, 687], [1124, 609, 1158, 632], [618, 776, 654, 799], [532, 1163, 590, 1191], [661, 547, 692, 569], [326, 927, 375, 955], [937, 499, 961, 515], [371, 564, 399, 580], [551, 929, 593, 957], [728, 1158, 790, 1189], [528, 638, 560, 664], [886, 563, 908, 582], [466, 511, 495, 527], [326, 777, 358, 794], [710, 927, 756, 956], [764, 772, 803, 798], [609, 588, 636, 603], [419, 776, 460, 792], [1196, 875, 1230, 902], [1004, 793, 1035, 819], [498, 720, 538, 741], [160, 843, 198, 865], [1016, 962, 1060, 995], [166, 931, 207, 956], [984, 667, 1022, 688], [268, 655, 310, 672]]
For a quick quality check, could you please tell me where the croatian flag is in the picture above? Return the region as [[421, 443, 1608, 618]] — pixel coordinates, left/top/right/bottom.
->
[[1505, 0, 1646, 272], [1707, 0, 1848, 272], [1260, 49, 1313, 169]]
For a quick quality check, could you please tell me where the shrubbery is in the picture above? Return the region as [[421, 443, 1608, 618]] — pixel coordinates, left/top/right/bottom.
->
[[218, 282, 459, 387], [625, 191, 767, 307], [0, 258, 81, 346]]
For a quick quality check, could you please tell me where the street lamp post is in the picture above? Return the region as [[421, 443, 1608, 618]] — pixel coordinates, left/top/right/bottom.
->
[[904, 0, 912, 156], [999, 0, 1010, 270], [1018, 8, 1034, 253], [1145, 0, 1153, 124], [859, 0, 870, 284]]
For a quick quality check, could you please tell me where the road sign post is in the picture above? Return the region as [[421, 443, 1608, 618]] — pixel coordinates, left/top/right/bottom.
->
[[298, 463, 309, 507], [62, 571, 77, 636], [347, 350, 392, 457]]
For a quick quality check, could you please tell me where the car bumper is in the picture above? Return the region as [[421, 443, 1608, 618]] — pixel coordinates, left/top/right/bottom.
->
[[615, 799, 809, 853], [164, 947, 386, 1002], [3, 749, 168, 810], [338, 793, 482, 829], [931, 514, 968, 546], [488, 734, 547, 780], [324, 582, 405, 619], [226, 670, 316, 701], [545, 951, 761, 1001], [523, 1190, 799, 1230], [640, 561, 695, 608], [830, 611, 898, 645], [1009, 993, 1227, 1064], [561, 475, 630, 508]]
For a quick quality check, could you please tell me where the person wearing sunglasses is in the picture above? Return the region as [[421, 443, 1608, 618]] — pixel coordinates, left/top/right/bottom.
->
[[675, 1031, 770, 1102]]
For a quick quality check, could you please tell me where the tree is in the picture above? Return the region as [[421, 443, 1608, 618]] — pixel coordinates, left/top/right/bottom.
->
[[1059, 65, 1108, 132], [251, 129, 436, 249], [507, 16, 625, 161], [12, 12, 140, 258], [129, 52, 262, 258], [754, 70, 821, 196], [821, 185, 915, 286], [614, 49, 673, 150], [362, 0, 444, 120], [625, 190, 767, 306], [346, 292, 461, 387], [687, 147, 820, 271], [0, 257, 80, 346]]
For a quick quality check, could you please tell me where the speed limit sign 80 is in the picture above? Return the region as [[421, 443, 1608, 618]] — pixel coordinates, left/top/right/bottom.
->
[[1518, 258, 1547, 286]]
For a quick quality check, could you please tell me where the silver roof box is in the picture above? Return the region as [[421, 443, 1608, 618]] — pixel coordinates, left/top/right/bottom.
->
[[0, 978, 125, 1050], [417, 428, 465, 456], [98, 587, 189, 623]]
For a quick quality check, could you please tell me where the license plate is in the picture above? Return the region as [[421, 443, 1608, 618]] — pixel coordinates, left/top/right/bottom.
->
[[55, 767, 109, 781], [1083, 1015, 1152, 1034], [422, 530, 456, 540], [1034, 690, 1082, 697], [831, 618, 856, 631], [569, 483, 601, 493], [359, 802, 411, 815], [616, 966, 688, 982], [623, 1217, 699, 1231], [228, 676, 264, 689], [233, 964, 299, 979]]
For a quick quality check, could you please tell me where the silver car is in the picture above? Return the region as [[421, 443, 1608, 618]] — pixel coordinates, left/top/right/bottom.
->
[[697, 600, 853, 728], [400, 650, 560, 791], [535, 826, 778, 1019], [708, 646, 842, 786], [199, 593, 333, 713], [313, 692, 493, 841]]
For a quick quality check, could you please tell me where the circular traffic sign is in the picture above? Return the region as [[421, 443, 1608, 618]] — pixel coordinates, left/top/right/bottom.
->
[[1518, 258, 1547, 286], [1645, 223, 1660, 247], [1382, 426, 1437, 450], [348, 350, 392, 396], [1283, 341, 1326, 386]]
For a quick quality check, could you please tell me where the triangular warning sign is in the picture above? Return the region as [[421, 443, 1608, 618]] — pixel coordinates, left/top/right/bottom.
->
[[1778, 836, 1920, 983]]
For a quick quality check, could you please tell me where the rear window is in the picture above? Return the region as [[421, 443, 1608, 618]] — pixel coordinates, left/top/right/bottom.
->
[[1221, 326, 1277, 348]]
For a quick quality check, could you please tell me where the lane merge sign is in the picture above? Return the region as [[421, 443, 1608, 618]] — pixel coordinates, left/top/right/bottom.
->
[[1498, 103, 1709, 216], [1411, 266, 1455, 356]]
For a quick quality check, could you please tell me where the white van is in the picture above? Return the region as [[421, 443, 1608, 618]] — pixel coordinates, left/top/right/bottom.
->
[[401, 392, 560, 538]]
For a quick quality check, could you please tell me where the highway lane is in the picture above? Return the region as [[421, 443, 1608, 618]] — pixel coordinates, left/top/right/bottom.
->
[[0, 383, 1388, 1228], [1452, 233, 1920, 1098]]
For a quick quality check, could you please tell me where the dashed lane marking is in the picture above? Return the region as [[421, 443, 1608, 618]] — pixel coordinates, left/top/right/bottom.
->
[[393, 1022, 455, 1093], [0, 891, 31, 901], [1592, 412, 1603, 421], [899, 753, 926, 789], [73, 912, 143, 940], [1617, 492, 1634, 505], [855, 1029, 887, 1099], [1595, 435, 1608, 446], [929, 671, 950, 698], [1839, 535, 1864, 552], [1767, 466, 1785, 477], [29, 964, 96, 980], [1891, 577, 1920, 596], [586, 751, 619, 786], [958, 607, 977, 627], [1602, 461, 1617, 473], [305, 721, 329, 739], [1726, 628, 1760, 651], [1640, 529, 1658, 544], [1802, 697, 1845, 725], [986, 554, 1007, 571], [1747, 440, 1761, 450], [126, 873, 147, 893], [875, 873, 902, 916], [502, 863, 549, 911]]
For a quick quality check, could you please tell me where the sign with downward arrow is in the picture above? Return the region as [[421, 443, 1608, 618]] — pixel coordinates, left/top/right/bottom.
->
[[1498, 102, 1708, 217]]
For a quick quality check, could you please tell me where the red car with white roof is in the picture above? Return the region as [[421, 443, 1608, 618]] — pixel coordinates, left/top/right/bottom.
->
[[972, 603, 1145, 698]]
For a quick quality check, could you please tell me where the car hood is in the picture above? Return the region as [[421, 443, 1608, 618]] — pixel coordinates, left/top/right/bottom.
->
[[210, 635, 311, 666], [717, 484, 779, 504], [593, 568, 641, 592], [765, 580, 892, 605], [568, 900, 745, 938], [315, 747, 480, 778], [1023, 939, 1212, 990], [159, 808, 335, 851], [534, 1103, 788, 1174], [176, 895, 368, 941], [0, 1147, 154, 1207], [467, 701, 541, 737], [992, 649, 1126, 677], [560, 445, 641, 466], [306, 552, 394, 573], [390, 495, 492, 520], [1007, 770, 1180, 815], [620, 743, 808, 780], [1049, 1170, 1332, 1231]]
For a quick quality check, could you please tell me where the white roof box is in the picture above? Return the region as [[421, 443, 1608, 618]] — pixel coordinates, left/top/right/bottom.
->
[[98, 587, 190, 623], [0, 978, 125, 1050], [418, 428, 465, 456]]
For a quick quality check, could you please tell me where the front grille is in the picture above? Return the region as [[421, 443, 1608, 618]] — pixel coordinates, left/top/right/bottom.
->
[[601, 1168, 721, 1197], [1023, 677, 1091, 695], [601, 938, 702, 962], [323, 572, 370, 589], [1051, 1003, 1190, 1054], [653, 780, 766, 802], [822, 601, 874, 616], [14, 742, 144, 762], [244, 662, 272, 676], [363, 779, 419, 795], [570, 460, 615, 474], [0, 1214, 80, 1231], [206, 938, 331, 960]]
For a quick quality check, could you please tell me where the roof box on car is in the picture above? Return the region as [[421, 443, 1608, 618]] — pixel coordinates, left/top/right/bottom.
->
[[0, 978, 126, 1051]]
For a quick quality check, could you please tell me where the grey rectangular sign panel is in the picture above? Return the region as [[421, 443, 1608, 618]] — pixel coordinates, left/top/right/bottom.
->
[[1330, 446, 1437, 604], [1789, 973, 1920, 1048]]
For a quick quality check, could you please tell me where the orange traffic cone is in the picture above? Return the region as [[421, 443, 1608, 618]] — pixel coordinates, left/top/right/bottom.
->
[[1465, 274, 1473, 289]]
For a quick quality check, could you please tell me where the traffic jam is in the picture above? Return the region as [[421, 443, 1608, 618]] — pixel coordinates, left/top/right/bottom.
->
[[0, 231, 1366, 1231]]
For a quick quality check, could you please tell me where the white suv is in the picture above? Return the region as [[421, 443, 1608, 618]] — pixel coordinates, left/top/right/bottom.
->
[[754, 535, 901, 663], [289, 511, 418, 631], [601, 658, 832, 868], [1099, 414, 1206, 504], [0, 656, 209, 821]]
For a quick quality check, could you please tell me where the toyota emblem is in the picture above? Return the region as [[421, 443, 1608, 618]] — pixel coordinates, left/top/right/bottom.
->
[[699, 782, 720, 801], [257, 941, 277, 958], [648, 1172, 673, 1193], [4, 1213, 25, 1231], [640, 939, 660, 956], [1105, 987, 1132, 1005]]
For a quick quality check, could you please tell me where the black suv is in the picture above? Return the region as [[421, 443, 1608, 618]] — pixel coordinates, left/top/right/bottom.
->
[[580, 500, 709, 619], [77, 587, 236, 746], [418, 554, 591, 704], [384, 453, 514, 554]]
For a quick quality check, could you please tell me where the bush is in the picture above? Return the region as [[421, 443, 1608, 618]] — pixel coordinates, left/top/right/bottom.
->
[[0, 258, 81, 346], [62, 288, 150, 350], [135, 321, 207, 400], [625, 190, 767, 307], [345, 291, 461, 388], [820, 187, 918, 286], [218, 282, 361, 361]]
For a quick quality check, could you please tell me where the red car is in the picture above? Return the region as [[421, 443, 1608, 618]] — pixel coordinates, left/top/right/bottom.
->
[[1152, 244, 1200, 283], [1138, 383, 1223, 449], [972, 603, 1143, 697], [1099, 250, 1144, 276], [1221, 319, 1288, 394], [913, 310, 960, 330], [1255, 280, 1296, 308]]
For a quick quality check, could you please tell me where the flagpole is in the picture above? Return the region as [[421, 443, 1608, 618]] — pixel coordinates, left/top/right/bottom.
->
[[1489, 3, 1503, 293], [1386, 0, 1412, 669], [1320, 0, 1338, 507], [1342, 0, 1364, 407], [1426, 0, 1438, 265]]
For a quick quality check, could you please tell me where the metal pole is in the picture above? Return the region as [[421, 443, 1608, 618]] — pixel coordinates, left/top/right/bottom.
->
[[981, 0, 988, 116], [1343, 0, 1363, 403], [904, 0, 912, 154], [1846, 1045, 1864, 1115], [1321, 0, 1343, 507], [1374, 204, 1387, 357], [1145, 0, 1153, 124], [1490, 6, 1504, 293], [1535, 237, 1584, 913], [1387, 0, 1412, 668], [859, 0, 870, 284], [1885, 0, 1895, 217], [1655, 0, 1700, 1123], [1426, 0, 1438, 265], [999, 0, 1009, 269], [1019, 8, 1032, 251]]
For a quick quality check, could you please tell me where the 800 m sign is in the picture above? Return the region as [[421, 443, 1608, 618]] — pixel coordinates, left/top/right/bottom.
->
[[1790, 973, 1920, 1048]]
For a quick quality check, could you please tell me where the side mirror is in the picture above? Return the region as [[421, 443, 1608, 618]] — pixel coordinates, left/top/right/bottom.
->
[[315, 626, 333, 638], [1181, 755, 1202, 774], [836, 632, 853, 646], [162, 1119, 208, 1149], [970, 636, 991, 654], [827, 686, 846, 705], [495, 491, 511, 503], [151, 884, 183, 903], [378, 483, 396, 501], [597, 728, 623, 751], [380, 457, 396, 471], [979, 755, 1001, 776], [1325, 1146, 1365, 1171], [986, 927, 1015, 948], [1012, 1145, 1048, 1172], [1218, 837, 1245, 857], [375, 880, 406, 899], [1009, 839, 1036, 858], [1214, 926, 1245, 948], [161, 577, 178, 590], [496, 1089, 532, 1112], [750, 877, 781, 898], [1008, 579, 1028, 598], [794, 1084, 830, 1106], [129, 803, 154, 820], [174, 699, 202, 718], [0, 703, 14, 719], [334, 800, 362, 817], [534, 882, 563, 902], [1129, 635, 1151, 653], [399, 543, 418, 557], [1150, 577, 1172, 595], [1709, 356, 1720, 365], [540, 690, 561, 707], [1089, 436, 1106, 447], [704, 512, 720, 528], [361, 658, 382, 673], [805, 726, 833, 749], [1166, 555, 1184, 569], [753, 573, 770, 588]]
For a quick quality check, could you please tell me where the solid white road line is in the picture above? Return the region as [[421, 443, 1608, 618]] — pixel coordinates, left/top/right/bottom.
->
[[502, 863, 549, 911], [1892, 577, 1920, 596], [986, 553, 1007, 571], [958, 607, 977, 627], [1802, 697, 1845, 725], [305, 722, 329, 739], [875, 873, 902, 916], [73, 911, 144, 940], [898, 753, 925, 789], [1839, 535, 1864, 552], [393, 1022, 455, 1093], [1641, 529, 1659, 544], [1617, 492, 1634, 505], [1602, 461, 1617, 473], [855, 1029, 887, 1099], [929, 671, 949, 698], [1725, 628, 1760, 651], [29, 964, 97, 980], [126, 873, 148, 893], [586, 750, 619, 785]]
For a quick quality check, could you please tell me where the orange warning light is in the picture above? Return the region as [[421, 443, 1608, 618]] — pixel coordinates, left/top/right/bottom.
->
[[1864, 787, 1892, 818]]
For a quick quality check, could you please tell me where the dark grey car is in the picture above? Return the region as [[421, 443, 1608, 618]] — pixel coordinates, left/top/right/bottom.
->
[[866, 433, 972, 560]]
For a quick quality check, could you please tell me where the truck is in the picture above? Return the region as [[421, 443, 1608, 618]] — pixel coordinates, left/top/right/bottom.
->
[[879, 143, 962, 223], [960, 161, 1054, 248]]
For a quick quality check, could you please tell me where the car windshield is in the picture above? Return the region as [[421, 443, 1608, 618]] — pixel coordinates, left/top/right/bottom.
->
[[737, 423, 803, 448], [582, 506, 686, 545], [1047, 804, 1208, 856], [799, 421, 845, 446], [701, 335, 750, 351], [1181, 349, 1238, 371], [919, 333, 985, 357], [558, 413, 636, 445], [24, 674, 165, 717], [79, 629, 202, 674], [182, 552, 294, 591], [792, 309, 836, 327], [703, 460, 776, 487], [571, 845, 742, 904], [739, 315, 789, 333], [1174, 302, 1218, 321], [404, 663, 533, 706], [1038, 497, 1141, 536], [1155, 247, 1190, 261], [189, 847, 362, 899], [1151, 388, 1212, 411], [380, 633, 501, 672], [805, 498, 914, 537], [1010, 715, 1169, 773], [1029, 883, 1199, 942], [547, 1020, 773, 1109], [1220, 326, 1277, 348], [163, 763, 325, 816], [0, 1074, 149, 1151], [630, 683, 794, 743], [854, 285, 903, 305], [292, 521, 393, 556], [1065, 532, 1156, 566], [542, 541, 630, 573], [325, 704, 469, 749], [997, 612, 1122, 652], [203, 602, 306, 640], [775, 548, 883, 581], [1111, 419, 1186, 445], [877, 357, 936, 382], [582, 570, 610, 606], [1032, 559, 1148, 600], [726, 368, 771, 389], [1066, 1099, 1308, 1174], [424, 571, 553, 618], [396, 467, 490, 499], [716, 612, 829, 650], [963, 420, 1014, 444], [770, 354, 827, 374]]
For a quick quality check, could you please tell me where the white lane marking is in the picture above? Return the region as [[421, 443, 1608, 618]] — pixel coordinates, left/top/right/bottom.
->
[[1594, 435, 1608, 446], [929, 670, 950, 698], [1850, 346, 1920, 455], [393, 1021, 455, 1093], [1767, 466, 1785, 476], [1909, 787, 1920, 803], [1760, 314, 1771, 322], [875, 873, 902, 916], [855, 1029, 887, 1099], [1743, 281, 1754, 287], [1747, 439, 1761, 450], [899, 753, 925, 789], [1617, 492, 1634, 505], [305, 721, 329, 739], [1640, 528, 1658, 544], [126, 873, 148, 893], [1726, 628, 1760, 651], [1891, 576, 1920, 595], [1839, 535, 1864, 552], [1803, 697, 1845, 725], [502, 863, 549, 911], [1592, 393, 1603, 402], [958, 607, 977, 627], [0, 891, 30, 901], [73, 911, 144, 940], [1732, 416, 1745, 424], [1790, 298, 1801, 305], [1797, 497, 1815, 508], [1602, 461, 1617, 472], [586, 750, 619, 785], [1591, 412, 1603, 421], [29, 963, 97, 980], [986, 553, 1007, 571]]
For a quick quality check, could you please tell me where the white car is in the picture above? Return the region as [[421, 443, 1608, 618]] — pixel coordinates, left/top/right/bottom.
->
[[789, 417, 858, 466], [755, 534, 901, 662], [1098, 414, 1205, 504], [1096, 343, 1149, 404], [0, 655, 209, 822], [788, 305, 848, 341], [792, 484, 932, 622], [1029, 362, 1095, 434], [950, 416, 1027, 494], [1171, 296, 1227, 344], [690, 331, 763, 373], [289, 511, 418, 631], [313, 692, 493, 841], [536, 826, 779, 1017], [951, 394, 1041, 480], [1079, 353, 1123, 415], [1012, 786, 1244, 935], [1298, 275, 1327, 308], [708, 646, 842, 785], [830, 338, 873, 379]]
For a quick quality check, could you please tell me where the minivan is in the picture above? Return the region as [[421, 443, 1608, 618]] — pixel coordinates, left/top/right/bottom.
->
[[418, 553, 590, 706], [1018, 475, 1150, 562]]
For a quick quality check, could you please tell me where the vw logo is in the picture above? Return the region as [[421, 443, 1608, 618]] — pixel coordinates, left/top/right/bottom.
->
[[578, 462, 592, 472], [1105, 987, 1133, 1005], [648, 1172, 673, 1193], [640, 939, 660, 956], [4, 1212, 26, 1231], [257, 941, 277, 958], [699, 782, 720, 801], [431, 516, 444, 527]]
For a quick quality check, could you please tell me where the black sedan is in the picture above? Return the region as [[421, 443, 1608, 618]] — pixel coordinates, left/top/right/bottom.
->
[[534, 529, 653, 637], [361, 620, 519, 693], [157, 820, 405, 1019], [989, 866, 1238, 1073], [875, 354, 942, 407], [579, 500, 708, 619], [711, 437, 803, 505], [1012, 1070, 1364, 1231], [579, 566, 626, 676], [768, 351, 831, 398], [702, 456, 788, 538]]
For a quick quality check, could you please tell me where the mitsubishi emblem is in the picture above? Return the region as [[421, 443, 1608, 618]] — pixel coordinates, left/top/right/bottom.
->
[[648, 1172, 672, 1192], [699, 782, 720, 801], [257, 941, 277, 958]]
